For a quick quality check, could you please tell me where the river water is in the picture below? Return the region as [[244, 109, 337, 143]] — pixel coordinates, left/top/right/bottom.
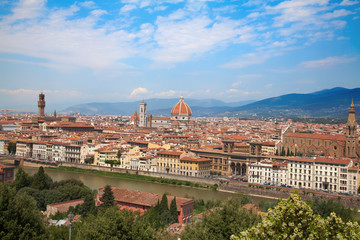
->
[[21, 166, 276, 204]]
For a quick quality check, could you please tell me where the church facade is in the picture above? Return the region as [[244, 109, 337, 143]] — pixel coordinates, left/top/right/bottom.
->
[[278, 101, 359, 161], [133, 95, 194, 129]]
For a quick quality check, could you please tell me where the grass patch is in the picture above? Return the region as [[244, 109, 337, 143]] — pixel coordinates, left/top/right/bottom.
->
[[47, 166, 213, 190]]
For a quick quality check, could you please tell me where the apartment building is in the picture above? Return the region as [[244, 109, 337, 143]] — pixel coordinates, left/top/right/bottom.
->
[[179, 157, 211, 177], [288, 157, 358, 195], [157, 150, 182, 174]]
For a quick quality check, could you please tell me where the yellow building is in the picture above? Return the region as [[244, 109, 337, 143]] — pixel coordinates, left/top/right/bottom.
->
[[157, 150, 182, 174], [94, 147, 118, 166], [156, 150, 211, 177], [179, 157, 211, 177]]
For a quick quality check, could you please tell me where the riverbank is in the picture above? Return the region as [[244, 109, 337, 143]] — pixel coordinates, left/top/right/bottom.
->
[[16, 158, 360, 210], [48, 166, 218, 191]]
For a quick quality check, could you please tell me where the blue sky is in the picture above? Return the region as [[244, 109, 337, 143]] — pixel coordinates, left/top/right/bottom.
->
[[0, 0, 359, 112]]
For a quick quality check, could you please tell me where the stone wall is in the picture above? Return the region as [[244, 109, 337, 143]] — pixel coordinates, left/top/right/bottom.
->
[[219, 181, 360, 209]]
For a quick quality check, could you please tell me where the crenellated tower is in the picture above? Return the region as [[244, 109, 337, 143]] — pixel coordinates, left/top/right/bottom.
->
[[38, 92, 45, 117], [345, 100, 357, 158]]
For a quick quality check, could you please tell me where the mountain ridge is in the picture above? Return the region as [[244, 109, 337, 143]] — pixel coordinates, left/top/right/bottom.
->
[[61, 87, 360, 118]]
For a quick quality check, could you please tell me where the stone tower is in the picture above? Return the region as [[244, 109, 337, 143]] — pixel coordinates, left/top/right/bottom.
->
[[345, 100, 357, 158], [139, 101, 147, 127], [38, 92, 45, 117]]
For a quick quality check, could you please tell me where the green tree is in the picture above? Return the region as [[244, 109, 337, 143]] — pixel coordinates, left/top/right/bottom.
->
[[311, 197, 357, 222], [7, 141, 16, 154], [169, 197, 178, 224], [99, 185, 116, 210], [12, 167, 32, 190], [117, 149, 122, 159], [181, 198, 260, 240], [85, 156, 94, 164], [77, 207, 156, 240], [159, 193, 170, 223], [0, 184, 48, 239], [31, 166, 52, 190], [77, 193, 97, 217], [233, 192, 360, 239], [240, 194, 252, 205]]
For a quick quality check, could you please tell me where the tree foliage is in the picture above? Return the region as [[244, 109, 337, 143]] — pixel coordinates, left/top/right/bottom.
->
[[232, 192, 360, 239], [31, 166, 53, 190], [13, 167, 32, 190], [77, 207, 156, 240], [14, 168, 94, 211], [169, 197, 178, 224], [7, 141, 16, 154], [181, 198, 260, 240], [311, 197, 357, 223], [0, 184, 48, 239], [99, 185, 116, 210]]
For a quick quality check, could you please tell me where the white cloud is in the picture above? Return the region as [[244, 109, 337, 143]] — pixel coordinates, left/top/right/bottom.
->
[[120, 4, 137, 13], [79, 1, 97, 9], [301, 56, 357, 68], [227, 89, 238, 93], [6, 0, 46, 22], [340, 0, 359, 6], [151, 16, 250, 63], [130, 87, 148, 97], [0, 3, 138, 70]]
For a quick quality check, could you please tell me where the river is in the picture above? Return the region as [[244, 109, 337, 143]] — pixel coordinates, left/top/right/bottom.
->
[[20, 166, 276, 204]]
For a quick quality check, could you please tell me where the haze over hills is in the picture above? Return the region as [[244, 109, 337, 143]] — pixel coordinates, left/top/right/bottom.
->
[[61, 99, 255, 116], [61, 87, 360, 118]]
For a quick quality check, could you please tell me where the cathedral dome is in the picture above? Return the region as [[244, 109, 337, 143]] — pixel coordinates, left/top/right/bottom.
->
[[171, 95, 192, 117], [130, 110, 139, 120]]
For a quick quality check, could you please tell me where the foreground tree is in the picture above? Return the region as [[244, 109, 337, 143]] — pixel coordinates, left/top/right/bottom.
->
[[31, 166, 52, 190], [0, 184, 48, 239], [12, 167, 32, 190], [169, 197, 178, 224], [77, 207, 156, 239], [99, 185, 116, 210], [311, 197, 356, 222], [232, 192, 360, 239], [181, 198, 260, 240]]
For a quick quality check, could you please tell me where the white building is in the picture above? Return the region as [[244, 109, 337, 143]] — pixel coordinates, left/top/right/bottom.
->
[[248, 161, 274, 185], [32, 142, 47, 160], [52, 143, 65, 162], [287, 157, 358, 195]]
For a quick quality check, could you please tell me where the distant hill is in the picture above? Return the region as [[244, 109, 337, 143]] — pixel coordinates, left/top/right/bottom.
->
[[61, 87, 360, 118], [227, 87, 360, 118], [61, 99, 254, 116]]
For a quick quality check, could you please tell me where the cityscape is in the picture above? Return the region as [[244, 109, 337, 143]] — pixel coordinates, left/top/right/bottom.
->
[[1, 0, 360, 239]]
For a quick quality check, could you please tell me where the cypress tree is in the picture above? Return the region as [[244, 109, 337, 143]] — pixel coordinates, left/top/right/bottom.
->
[[169, 197, 178, 224], [100, 185, 116, 210], [31, 166, 52, 190]]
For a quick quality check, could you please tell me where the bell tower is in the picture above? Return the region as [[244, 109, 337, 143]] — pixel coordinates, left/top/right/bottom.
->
[[139, 101, 147, 127], [345, 100, 357, 158], [38, 92, 45, 117]]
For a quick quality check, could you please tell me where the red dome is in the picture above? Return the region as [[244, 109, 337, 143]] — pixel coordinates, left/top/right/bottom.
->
[[130, 110, 139, 120], [171, 96, 192, 116]]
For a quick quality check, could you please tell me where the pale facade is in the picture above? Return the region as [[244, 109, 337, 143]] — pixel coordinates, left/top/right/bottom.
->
[[32, 142, 47, 160]]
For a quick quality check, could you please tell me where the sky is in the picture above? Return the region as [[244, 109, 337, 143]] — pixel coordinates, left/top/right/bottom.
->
[[0, 0, 359, 112]]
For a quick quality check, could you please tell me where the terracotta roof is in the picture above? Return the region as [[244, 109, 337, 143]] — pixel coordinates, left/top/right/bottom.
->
[[180, 157, 211, 162], [99, 187, 193, 211], [284, 132, 346, 141], [157, 150, 182, 156], [314, 157, 351, 165]]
